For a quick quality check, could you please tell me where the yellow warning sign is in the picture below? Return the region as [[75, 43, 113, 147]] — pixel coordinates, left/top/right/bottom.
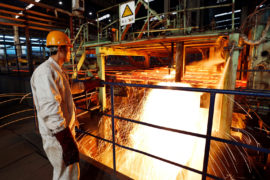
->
[[122, 5, 133, 18], [119, 1, 135, 26]]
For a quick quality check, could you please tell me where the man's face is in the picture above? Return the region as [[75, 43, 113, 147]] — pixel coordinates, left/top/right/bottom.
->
[[59, 46, 71, 63], [65, 46, 71, 63]]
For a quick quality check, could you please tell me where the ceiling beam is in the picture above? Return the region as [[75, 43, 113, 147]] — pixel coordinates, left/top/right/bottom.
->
[[17, 0, 72, 16]]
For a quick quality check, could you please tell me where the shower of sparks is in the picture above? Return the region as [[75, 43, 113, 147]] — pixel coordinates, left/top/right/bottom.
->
[[225, 94, 252, 119], [79, 83, 211, 180], [0, 116, 35, 128], [0, 93, 28, 97], [0, 109, 34, 120], [20, 93, 32, 103], [77, 54, 258, 179], [0, 97, 32, 105], [117, 82, 208, 180]]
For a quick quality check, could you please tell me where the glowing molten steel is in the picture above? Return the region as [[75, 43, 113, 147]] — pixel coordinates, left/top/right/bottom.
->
[[120, 82, 209, 179], [78, 54, 250, 179], [79, 82, 211, 180]]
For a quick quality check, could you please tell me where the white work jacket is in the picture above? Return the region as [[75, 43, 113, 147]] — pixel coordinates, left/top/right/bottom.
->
[[31, 57, 76, 136]]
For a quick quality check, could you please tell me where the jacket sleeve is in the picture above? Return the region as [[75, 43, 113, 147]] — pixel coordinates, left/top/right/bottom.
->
[[33, 70, 66, 134]]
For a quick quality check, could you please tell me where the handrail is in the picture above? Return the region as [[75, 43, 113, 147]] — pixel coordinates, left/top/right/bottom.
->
[[95, 1, 235, 42], [76, 81, 270, 180], [70, 22, 91, 79], [72, 23, 89, 46]]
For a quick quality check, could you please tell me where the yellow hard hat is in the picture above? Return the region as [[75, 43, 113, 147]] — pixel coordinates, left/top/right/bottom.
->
[[46, 31, 71, 47]]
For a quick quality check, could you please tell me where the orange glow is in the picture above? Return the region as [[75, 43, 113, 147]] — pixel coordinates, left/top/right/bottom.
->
[[79, 54, 247, 179], [119, 82, 209, 179], [80, 82, 210, 179]]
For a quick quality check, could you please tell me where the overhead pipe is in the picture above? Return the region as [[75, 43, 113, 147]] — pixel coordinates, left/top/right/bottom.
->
[[17, 0, 73, 16]]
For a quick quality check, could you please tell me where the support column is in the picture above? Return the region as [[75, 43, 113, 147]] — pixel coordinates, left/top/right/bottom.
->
[[25, 26, 33, 74], [97, 52, 106, 111], [175, 42, 184, 82], [219, 33, 240, 138], [3, 34, 9, 73], [14, 26, 21, 74], [13, 26, 22, 62], [14, 43, 20, 74], [164, 0, 170, 17], [170, 42, 174, 68], [183, 0, 187, 34], [164, 0, 170, 28], [195, 0, 200, 28], [144, 55, 150, 68]]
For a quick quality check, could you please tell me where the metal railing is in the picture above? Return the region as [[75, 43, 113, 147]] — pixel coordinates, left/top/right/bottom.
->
[[76, 81, 270, 180], [96, 0, 237, 43]]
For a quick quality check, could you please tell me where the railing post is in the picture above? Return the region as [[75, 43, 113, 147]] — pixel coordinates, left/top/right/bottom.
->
[[232, 0, 235, 31], [3, 35, 9, 73], [110, 85, 116, 173], [86, 23, 89, 42], [96, 50, 107, 111], [14, 42, 20, 75], [183, 0, 187, 34], [83, 24, 86, 43], [219, 33, 240, 138], [119, 4, 121, 43], [147, 0, 150, 37], [202, 93, 216, 180], [97, 13, 100, 43]]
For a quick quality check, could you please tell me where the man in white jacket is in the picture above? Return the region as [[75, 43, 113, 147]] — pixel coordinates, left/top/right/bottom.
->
[[31, 31, 81, 180]]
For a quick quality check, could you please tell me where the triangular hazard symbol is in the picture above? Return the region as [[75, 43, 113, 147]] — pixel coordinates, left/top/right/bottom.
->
[[122, 5, 133, 18]]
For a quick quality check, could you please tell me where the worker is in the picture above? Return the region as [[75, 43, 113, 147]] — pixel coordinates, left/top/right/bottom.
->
[[30, 31, 101, 180]]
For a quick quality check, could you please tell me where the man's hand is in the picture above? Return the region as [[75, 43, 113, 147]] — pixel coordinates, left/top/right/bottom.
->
[[54, 128, 79, 166]]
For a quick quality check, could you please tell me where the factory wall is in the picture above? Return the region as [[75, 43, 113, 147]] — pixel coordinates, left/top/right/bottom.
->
[[0, 75, 33, 106], [0, 75, 31, 93]]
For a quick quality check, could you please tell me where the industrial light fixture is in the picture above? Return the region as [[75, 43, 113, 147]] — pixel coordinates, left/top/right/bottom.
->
[[15, 0, 41, 18], [214, 9, 241, 18], [4, 36, 13, 39], [216, 0, 227, 3], [215, 17, 240, 24], [96, 14, 110, 21], [144, 0, 155, 2], [26, 4, 34, 10]]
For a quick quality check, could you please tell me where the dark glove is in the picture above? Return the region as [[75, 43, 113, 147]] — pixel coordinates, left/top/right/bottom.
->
[[54, 128, 79, 166], [83, 78, 104, 92]]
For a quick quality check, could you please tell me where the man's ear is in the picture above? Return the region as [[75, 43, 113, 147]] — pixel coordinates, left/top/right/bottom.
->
[[57, 46, 62, 53]]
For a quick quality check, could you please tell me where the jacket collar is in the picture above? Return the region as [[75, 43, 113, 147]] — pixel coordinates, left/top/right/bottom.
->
[[49, 57, 63, 72]]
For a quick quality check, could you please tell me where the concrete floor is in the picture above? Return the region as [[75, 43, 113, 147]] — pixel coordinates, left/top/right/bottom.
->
[[0, 99, 121, 180], [0, 101, 53, 180], [0, 74, 128, 180]]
